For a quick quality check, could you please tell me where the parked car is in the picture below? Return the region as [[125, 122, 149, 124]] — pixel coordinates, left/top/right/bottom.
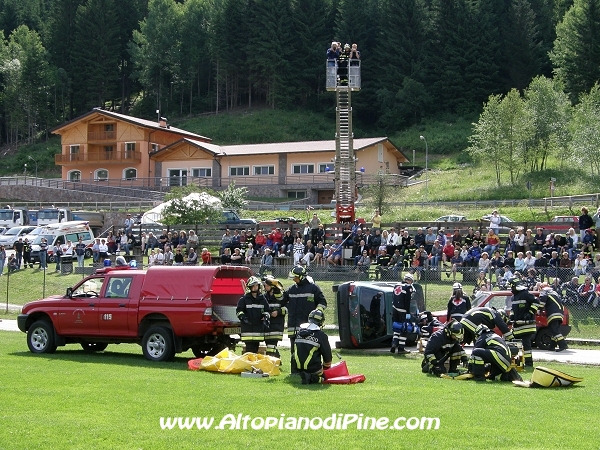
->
[[434, 215, 467, 222], [0, 226, 37, 248], [334, 281, 425, 349], [431, 290, 571, 350], [539, 216, 580, 234], [18, 265, 252, 361]]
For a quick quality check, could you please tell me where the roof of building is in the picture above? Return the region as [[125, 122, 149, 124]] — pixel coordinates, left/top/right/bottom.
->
[[152, 136, 408, 161], [51, 108, 211, 142]]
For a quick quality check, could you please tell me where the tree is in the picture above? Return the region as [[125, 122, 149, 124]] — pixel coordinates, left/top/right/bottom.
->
[[550, 0, 600, 102], [129, 0, 182, 114], [569, 83, 600, 176], [362, 173, 397, 215], [162, 187, 223, 226], [218, 180, 248, 213], [523, 75, 571, 171], [71, 0, 121, 112], [468, 89, 532, 185]]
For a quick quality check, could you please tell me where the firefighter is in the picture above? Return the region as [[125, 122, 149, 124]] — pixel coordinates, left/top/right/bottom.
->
[[391, 273, 416, 354], [468, 324, 522, 382], [263, 275, 286, 358], [446, 282, 471, 321], [282, 265, 327, 372], [460, 306, 514, 345], [293, 309, 332, 384], [538, 282, 568, 352], [236, 276, 271, 354], [509, 276, 539, 366], [418, 311, 443, 340], [422, 320, 467, 375]]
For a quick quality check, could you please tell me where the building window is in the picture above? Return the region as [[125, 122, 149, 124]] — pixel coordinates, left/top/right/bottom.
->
[[168, 169, 187, 186], [124, 168, 137, 180], [318, 163, 334, 173], [95, 169, 108, 181], [292, 164, 314, 174], [253, 165, 274, 175], [151, 143, 159, 153], [287, 191, 306, 199], [192, 168, 212, 177], [105, 124, 114, 132], [104, 145, 114, 160], [68, 170, 81, 182], [230, 166, 249, 176], [378, 144, 384, 163], [69, 145, 80, 162], [124, 142, 135, 159]]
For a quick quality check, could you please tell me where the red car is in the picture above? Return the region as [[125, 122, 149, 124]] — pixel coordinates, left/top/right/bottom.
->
[[432, 290, 571, 350]]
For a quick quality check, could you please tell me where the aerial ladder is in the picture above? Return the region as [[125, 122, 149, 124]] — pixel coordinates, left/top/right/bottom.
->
[[326, 56, 361, 223]]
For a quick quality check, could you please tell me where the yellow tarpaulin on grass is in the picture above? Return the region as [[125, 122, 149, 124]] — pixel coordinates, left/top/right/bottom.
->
[[191, 349, 281, 376]]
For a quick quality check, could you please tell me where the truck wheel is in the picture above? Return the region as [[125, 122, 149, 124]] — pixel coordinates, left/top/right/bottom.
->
[[48, 255, 56, 263], [535, 328, 554, 350], [81, 343, 108, 352], [142, 327, 175, 361], [27, 320, 58, 354], [84, 249, 93, 258]]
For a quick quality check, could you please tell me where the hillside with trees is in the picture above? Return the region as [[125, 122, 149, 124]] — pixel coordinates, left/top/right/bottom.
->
[[2, 0, 600, 188]]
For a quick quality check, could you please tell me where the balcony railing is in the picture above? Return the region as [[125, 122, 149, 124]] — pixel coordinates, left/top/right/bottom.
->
[[88, 131, 116, 141], [55, 150, 142, 164]]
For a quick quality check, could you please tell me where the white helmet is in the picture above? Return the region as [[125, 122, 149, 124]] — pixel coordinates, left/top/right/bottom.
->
[[452, 282, 462, 290]]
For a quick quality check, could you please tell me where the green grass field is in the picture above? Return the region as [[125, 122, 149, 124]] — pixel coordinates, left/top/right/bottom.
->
[[1, 330, 599, 450]]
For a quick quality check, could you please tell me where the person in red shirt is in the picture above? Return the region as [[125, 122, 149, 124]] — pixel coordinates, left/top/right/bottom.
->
[[442, 241, 455, 266], [270, 227, 284, 255], [254, 230, 267, 253], [201, 248, 212, 265]]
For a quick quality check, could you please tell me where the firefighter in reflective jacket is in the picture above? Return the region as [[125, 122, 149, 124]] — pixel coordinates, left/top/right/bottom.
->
[[282, 265, 327, 370], [236, 276, 271, 354], [509, 277, 539, 366], [263, 275, 286, 358], [446, 282, 471, 321], [422, 320, 466, 375], [468, 324, 522, 382], [460, 306, 514, 345], [391, 273, 415, 354], [293, 309, 332, 384], [538, 283, 568, 352]]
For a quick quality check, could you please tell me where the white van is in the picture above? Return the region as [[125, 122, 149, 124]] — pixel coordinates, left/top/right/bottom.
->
[[31, 221, 95, 263]]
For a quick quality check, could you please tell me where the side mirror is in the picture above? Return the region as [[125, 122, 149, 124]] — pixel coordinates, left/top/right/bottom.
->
[[66, 287, 73, 298]]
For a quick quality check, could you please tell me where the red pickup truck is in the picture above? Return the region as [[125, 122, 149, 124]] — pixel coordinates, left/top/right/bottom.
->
[[18, 265, 251, 361]]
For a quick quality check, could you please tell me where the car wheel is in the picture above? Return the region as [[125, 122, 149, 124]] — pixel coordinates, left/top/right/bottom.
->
[[535, 328, 554, 350], [48, 255, 56, 263], [27, 320, 58, 354], [81, 342, 108, 352], [142, 326, 175, 361], [84, 249, 93, 258]]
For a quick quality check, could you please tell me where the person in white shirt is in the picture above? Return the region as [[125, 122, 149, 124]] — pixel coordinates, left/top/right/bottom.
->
[[523, 251, 537, 270], [489, 210, 502, 234], [573, 253, 588, 276]]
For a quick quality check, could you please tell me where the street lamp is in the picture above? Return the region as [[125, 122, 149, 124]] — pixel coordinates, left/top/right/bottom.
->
[[28, 155, 38, 183], [419, 135, 428, 203]]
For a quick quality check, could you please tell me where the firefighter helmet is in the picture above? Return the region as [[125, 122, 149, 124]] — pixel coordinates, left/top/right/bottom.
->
[[246, 276, 263, 292], [452, 282, 462, 290], [508, 276, 527, 291], [308, 309, 325, 327], [404, 273, 414, 281], [475, 324, 491, 338], [289, 265, 307, 281], [262, 275, 284, 291], [445, 320, 464, 342]]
